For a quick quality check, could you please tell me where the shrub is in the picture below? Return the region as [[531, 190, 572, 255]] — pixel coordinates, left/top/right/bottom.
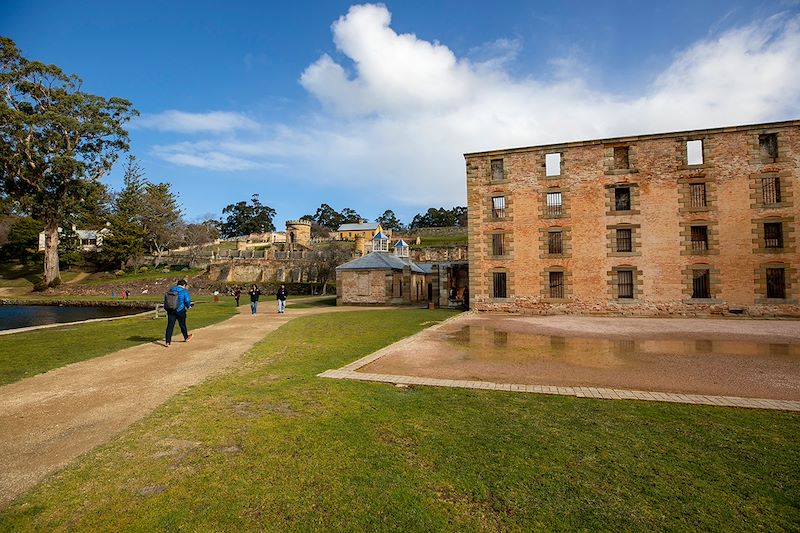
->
[[138, 266, 149, 273], [48, 277, 62, 288], [114, 270, 125, 277], [33, 279, 48, 292]]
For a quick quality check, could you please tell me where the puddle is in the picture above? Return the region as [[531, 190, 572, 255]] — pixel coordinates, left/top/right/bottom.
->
[[446, 325, 800, 367]]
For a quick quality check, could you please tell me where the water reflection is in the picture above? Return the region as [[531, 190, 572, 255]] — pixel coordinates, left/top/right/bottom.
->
[[0, 305, 143, 331], [444, 325, 800, 366]]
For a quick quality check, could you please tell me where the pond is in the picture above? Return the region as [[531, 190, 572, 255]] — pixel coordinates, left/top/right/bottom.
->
[[0, 305, 145, 332]]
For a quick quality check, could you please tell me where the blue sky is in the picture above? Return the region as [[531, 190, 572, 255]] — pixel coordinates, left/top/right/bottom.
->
[[3, 1, 799, 228]]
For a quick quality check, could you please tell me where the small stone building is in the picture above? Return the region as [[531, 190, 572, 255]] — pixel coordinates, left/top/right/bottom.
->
[[465, 119, 799, 317], [336, 235, 431, 305]]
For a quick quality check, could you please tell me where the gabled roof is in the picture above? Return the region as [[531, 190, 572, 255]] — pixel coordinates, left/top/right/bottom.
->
[[336, 252, 426, 274], [337, 222, 380, 232]]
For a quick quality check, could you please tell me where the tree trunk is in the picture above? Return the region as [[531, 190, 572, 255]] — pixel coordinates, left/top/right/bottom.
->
[[322, 280, 328, 295], [43, 224, 61, 286]]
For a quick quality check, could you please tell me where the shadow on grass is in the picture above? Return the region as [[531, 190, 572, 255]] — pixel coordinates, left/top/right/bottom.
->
[[126, 336, 161, 343]]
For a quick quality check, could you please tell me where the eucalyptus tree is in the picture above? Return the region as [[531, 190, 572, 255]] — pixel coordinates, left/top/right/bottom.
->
[[0, 37, 137, 285]]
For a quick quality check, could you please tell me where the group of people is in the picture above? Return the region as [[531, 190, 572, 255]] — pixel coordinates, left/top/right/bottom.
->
[[230, 284, 288, 314], [163, 281, 289, 347]]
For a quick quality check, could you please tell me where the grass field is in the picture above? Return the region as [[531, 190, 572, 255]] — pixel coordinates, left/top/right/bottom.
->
[[82, 268, 205, 286], [417, 235, 468, 247], [1, 309, 797, 531], [0, 299, 237, 385]]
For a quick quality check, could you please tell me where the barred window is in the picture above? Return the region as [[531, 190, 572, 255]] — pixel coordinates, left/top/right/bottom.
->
[[764, 222, 783, 249], [492, 196, 506, 218], [761, 177, 781, 205], [690, 183, 707, 208], [691, 226, 708, 252], [548, 230, 563, 254], [549, 271, 564, 299], [766, 268, 786, 298], [692, 269, 711, 299], [617, 270, 634, 299], [546, 192, 563, 217], [490, 159, 504, 181], [759, 133, 778, 161], [613, 146, 629, 169], [492, 233, 505, 256], [614, 187, 631, 211], [616, 228, 632, 252], [493, 272, 507, 298]]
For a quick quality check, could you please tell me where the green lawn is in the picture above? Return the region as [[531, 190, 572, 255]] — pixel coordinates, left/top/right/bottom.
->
[[1, 309, 798, 531], [0, 300, 236, 385], [417, 235, 468, 247], [82, 268, 205, 286]]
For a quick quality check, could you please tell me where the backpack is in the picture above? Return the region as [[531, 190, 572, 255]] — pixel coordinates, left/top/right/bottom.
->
[[164, 289, 180, 312]]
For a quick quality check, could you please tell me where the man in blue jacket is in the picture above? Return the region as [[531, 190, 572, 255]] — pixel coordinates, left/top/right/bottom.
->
[[165, 279, 193, 346]]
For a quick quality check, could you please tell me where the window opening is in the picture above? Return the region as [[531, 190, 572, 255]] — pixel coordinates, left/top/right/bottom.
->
[[766, 268, 786, 298], [614, 187, 631, 211], [617, 270, 634, 299], [492, 196, 506, 218], [616, 228, 632, 252], [764, 222, 783, 249], [492, 233, 505, 256], [692, 269, 711, 299], [493, 272, 507, 298], [613, 146, 629, 169], [490, 159, 504, 181], [690, 226, 708, 252], [759, 133, 778, 161], [546, 191, 562, 217], [690, 183, 707, 208], [545, 153, 561, 176], [687, 140, 704, 165], [548, 230, 563, 254], [549, 271, 564, 299], [761, 177, 781, 205]]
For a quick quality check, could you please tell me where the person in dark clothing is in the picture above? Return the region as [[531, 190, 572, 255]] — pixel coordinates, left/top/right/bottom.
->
[[249, 284, 261, 315], [165, 279, 193, 347], [277, 284, 287, 313], [233, 287, 241, 306]]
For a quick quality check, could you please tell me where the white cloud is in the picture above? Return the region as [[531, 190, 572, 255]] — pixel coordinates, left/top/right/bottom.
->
[[151, 4, 800, 209], [153, 142, 261, 171], [136, 110, 259, 133]]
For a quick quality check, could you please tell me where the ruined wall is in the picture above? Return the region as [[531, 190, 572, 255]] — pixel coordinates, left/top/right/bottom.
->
[[466, 120, 800, 317]]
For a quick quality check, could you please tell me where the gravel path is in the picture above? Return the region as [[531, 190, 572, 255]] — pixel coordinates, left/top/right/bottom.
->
[[0, 303, 362, 509]]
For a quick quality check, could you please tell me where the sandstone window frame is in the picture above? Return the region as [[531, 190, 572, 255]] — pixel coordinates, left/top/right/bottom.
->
[[605, 182, 640, 216], [548, 230, 563, 255], [680, 220, 719, 256], [490, 269, 510, 299], [540, 267, 571, 301], [608, 266, 642, 301], [489, 158, 507, 183], [758, 132, 779, 163], [606, 223, 641, 257], [491, 195, 506, 219], [681, 263, 721, 303], [539, 226, 572, 259], [491, 232, 506, 257], [749, 171, 793, 210], [604, 144, 638, 175], [542, 187, 569, 219], [678, 136, 711, 169], [678, 176, 716, 214], [752, 217, 795, 254], [686, 139, 704, 165], [755, 262, 796, 303]]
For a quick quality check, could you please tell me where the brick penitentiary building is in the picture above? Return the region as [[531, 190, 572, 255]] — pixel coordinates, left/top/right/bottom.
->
[[465, 120, 799, 317]]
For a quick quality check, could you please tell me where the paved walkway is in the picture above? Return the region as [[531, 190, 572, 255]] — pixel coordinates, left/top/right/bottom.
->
[[0, 302, 359, 509]]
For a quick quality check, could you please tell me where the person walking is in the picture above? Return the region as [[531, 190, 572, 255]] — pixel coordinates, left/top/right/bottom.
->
[[164, 279, 193, 347], [277, 284, 288, 314], [233, 287, 241, 307], [249, 284, 261, 315]]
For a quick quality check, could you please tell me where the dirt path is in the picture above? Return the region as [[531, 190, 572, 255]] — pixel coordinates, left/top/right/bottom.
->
[[0, 303, 366, 509]]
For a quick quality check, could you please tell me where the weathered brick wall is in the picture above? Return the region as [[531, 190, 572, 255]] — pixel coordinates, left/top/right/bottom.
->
[[466, 121, 800, 317]]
